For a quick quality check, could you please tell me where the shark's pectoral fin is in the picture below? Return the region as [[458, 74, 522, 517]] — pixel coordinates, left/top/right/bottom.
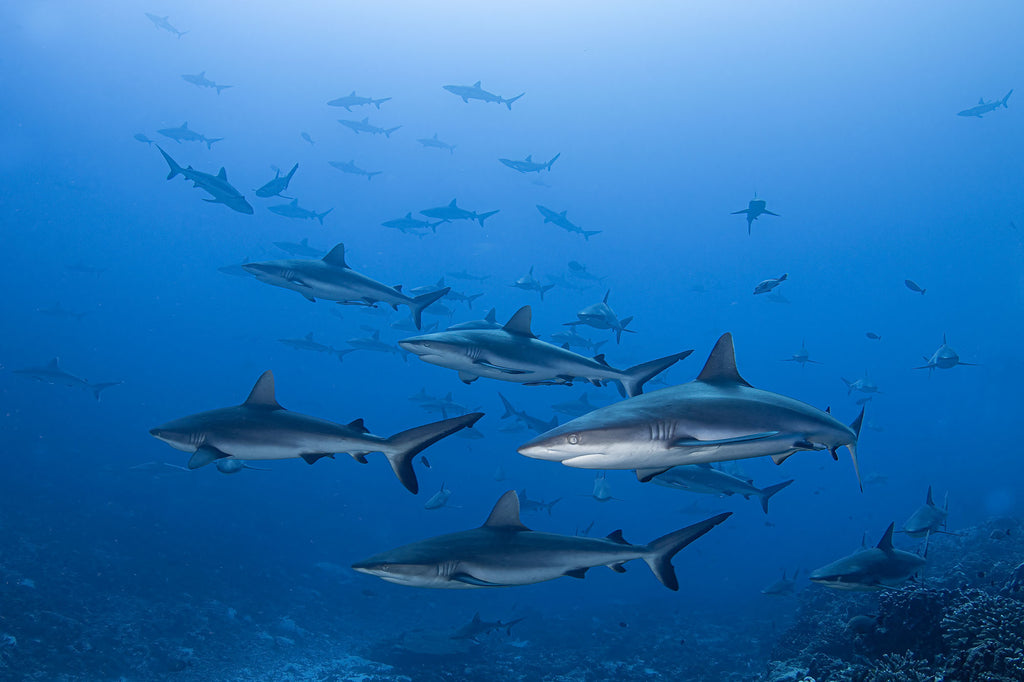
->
[[188, 445, 229, 469], [564, 567, 589, 579], [350, 452, 369, 464], [636, 467, 671, 483], [610, 563, 628, 573], [458, 371, 479, 384], [451, 572, 507, 587], [473, 360, 531, 374], [672, 431, 780, 448], [771, 452, 796, 465], [300, 453, 334, 465]]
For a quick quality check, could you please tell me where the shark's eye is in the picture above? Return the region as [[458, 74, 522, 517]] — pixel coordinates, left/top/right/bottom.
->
[[567, 433, 581, 445]]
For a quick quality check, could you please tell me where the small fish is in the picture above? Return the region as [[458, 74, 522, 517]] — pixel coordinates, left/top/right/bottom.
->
[[301, 132, 315, 145], [420, 456, 431, 469], [865, 332, 882, 340], [904, 279, 926, 295]]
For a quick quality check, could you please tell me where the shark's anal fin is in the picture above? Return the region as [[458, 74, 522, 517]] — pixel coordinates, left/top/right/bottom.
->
[[188, 445, 229, 469], [564, 568, 589, 579], [300, 453, 334, 465]]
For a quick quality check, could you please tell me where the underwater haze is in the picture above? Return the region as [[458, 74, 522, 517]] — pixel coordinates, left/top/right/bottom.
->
[[3, 1, 1024, 680]]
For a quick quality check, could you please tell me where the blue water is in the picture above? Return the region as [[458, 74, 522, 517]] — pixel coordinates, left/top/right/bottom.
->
[[2, 2, 1023, 679]]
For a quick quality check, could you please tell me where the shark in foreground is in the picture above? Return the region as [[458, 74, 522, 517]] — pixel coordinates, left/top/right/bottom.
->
[[809, 523, 925, 591], [14, 358, 121, 401], [352, 490, 730, 590], [900, 486, 953, 538], [181, 71, 232, 94], [243, 243, 448, 329], [399, 306, 691, 397], [149, 371, 482, 493], [518, 333, 866, 489], [156, 146, 253, 214], [957, 90, 1012, 117], [442, 81, 524, 110]]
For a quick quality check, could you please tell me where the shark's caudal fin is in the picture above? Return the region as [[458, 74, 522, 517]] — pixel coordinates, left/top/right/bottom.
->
[[477, 209, 500, 227], [504, 93, 525, 110], [758, 479, 794, 514], [848, 407, 866, 492], [384, 126, 402, 138], [91, 381, 122, 401], [366, 171, 382, 181], [539, 283, 555, 301], [215, 85, 232, 95], [316, 208, 334, 225], [546, 153, 560, 171], [582, 230, 601, 241], [643, 513, 731, 590], [1002, 89, 1013, 107], [498, 393, 517, 419], [409, 287, 450, 330], [285, 163, 299, 181], [619, 350, 693, 398], [205, 137, 224, 150], [383, 412, 484, 494], [615, 316, 635, 344], [156, 145, 183, 180]]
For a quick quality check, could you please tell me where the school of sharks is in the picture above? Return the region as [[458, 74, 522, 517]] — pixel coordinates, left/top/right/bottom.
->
[[4, 3, 1023, 680]]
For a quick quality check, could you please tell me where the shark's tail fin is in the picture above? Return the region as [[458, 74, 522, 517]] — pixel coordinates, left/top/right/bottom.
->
[[841, 377, 854, 395], [1002, 89, 1014, 107], [373, 97, 392, 109], [502, 617, 526, 635], [91, 381, 122, 401], [504, 93, 525, 110], [382, 413, 483, 493], [583, 230, 602, 241], [285, 163, 299, 181], [619, 350, 692, 398], [466, 293, 483, 309], [176, 30, 189, 39], [498, 393, 516, 419], [157, 145, 183, 180], [409, 287, 450, 330], [539, 283, 555, 301], [546, 153, 561, 171], [477, 209, 500, 227], [316, 208, 334, 225], [205, 137, 224, 150], [366, 171, 382, 181], [215, 85, 232, 95], [547, 497, 562, 514], [616, 316, 635, 345], [757, 479, 794, 514], [643, 513, 731, 590], [335, 348, 355, 362], [847, 407, 866, 492], [384, 126, 402, 138]]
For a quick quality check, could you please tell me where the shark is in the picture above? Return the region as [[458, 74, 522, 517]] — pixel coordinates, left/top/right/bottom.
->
[[500, 154, 560, 173], [274, 237, 321, 258], [536, 205, 601, 240], [450, 612, 525, 640], [447, 309, 501, 331], [783, 340, 822, 367], [904, 279, 926, 295], [149, 370, 483, 493], [345, 328, 406, 361], [731, 196, 780, 234], [564, 290, 634, 344], [327, 91, 392, 111], [518, 333, 866, 489], [145, 13, 187, 38], [809, 523, 925, 591], [14, 358, 121, 401], [268, 199, 332, 224], [512, 267, 555, 300], [900, 486, 952, 538], [761, 569, 799, 596], [442, 81, 524, 110], [278, 332, 337, 355], [517, 489, 561, 514], [499, 393, 558, 434], [420, 199, 499, 226], [242, 243, 448, 329], [337, 117, 401, 137], [352, 490, 730, 590], [157, 122, 223, 149], [381, 212, 441, 235], [652, 465, 794, 514], [329, 160, 382, 181], [301, 132, 315, 145], [391, 317, 439, 333], [915, 335, 976, 371], [446, 289, 483, 308], [753, 274, 787, 295], [424, 481, 453, 510], [589, 471, 619, 502], [181, 71, 232, 94], [156, 146, 254, 214], [567, 261, 605, 283], [419, 392, 474, 419], [255, 163, 299, 198], [842, 373, 881, 396], [549, 330, 607, 354], [551, 392, 599, 418], [417, 133, 456, 154], [399, 306, 691, 397], [957, 90, 1012, 117]]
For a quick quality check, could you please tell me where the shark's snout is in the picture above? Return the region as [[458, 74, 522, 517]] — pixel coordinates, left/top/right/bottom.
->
[[149, 427, 164, 438]]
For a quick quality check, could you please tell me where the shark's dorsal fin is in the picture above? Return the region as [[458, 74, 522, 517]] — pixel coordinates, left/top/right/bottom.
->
[[48, 357, 60, 369], [372, 329, 380, 340], [404, 212, 412, 219], [444, 392, 452, 400], [244, 371, 281, 409], [448, 198, 458, 207], [603, 290, 610, 304], [471, 612, 481, 623], [182, 121, 189, 128], [347, 418, 368, 433], [323, 243, 348, 267], [876, 523, 896, 552], [525, 155, 532, 162], [926, 485, 934, 506], [305, 332, 313, 341], [561, 342, 570, 350], [483, 491, 530, 531], [300, 238, 308, 246], [217, 168, 227, 180], [484, 308, 497, 323], [593, 353, 609, 367], [473, 80, 481, 88], [697, 333, 751, 387], [350, 90, 356, 96], [361, 117, 369, 123], [502, 306, 535, 338], [605, 529, 629, 545], [199, 71, 205, 77]]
